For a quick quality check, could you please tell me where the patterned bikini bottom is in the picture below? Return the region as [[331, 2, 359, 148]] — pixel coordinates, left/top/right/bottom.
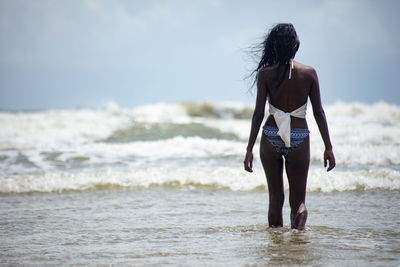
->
[[263, 125, 310, 156]]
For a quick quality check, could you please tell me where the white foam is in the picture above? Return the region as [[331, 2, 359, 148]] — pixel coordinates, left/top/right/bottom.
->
[[0, 107, 132, 150], [1, 167, 398, 193], [304, 101, 400, 167], [131, 102, 189, 123], [307, 168, 400, 192], [0, 136, 246, 176]]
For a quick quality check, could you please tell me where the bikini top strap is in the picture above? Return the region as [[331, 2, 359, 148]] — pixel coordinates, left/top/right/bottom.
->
[[288, 59, 294, 79]]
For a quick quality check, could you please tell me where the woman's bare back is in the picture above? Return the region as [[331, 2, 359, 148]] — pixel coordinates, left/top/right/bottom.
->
[[259, 61, 317, 129]]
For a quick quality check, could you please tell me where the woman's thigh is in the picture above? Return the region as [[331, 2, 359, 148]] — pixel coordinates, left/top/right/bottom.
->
[[285, 136, 310, 203], [260, 134, 284, 194]]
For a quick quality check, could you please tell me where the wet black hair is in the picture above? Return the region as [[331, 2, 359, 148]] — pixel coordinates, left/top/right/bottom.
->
[[248, 23, 300, 88]]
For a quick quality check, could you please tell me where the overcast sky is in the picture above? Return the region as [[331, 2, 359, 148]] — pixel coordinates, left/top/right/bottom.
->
[[0, 0, 399, 110]]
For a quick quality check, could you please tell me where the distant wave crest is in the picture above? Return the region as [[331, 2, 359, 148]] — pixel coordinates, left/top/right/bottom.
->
[[1, 167, 399, 194]]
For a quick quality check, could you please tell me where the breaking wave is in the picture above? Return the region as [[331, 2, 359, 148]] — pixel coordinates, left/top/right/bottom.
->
[[1, 167, 398, 193]]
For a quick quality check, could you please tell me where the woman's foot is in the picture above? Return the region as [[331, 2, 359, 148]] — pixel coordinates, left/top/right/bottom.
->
[[293, 203, 307, 230]]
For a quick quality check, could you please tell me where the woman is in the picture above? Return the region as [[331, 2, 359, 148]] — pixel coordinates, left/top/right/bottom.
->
[[244, 23, 335, 230]]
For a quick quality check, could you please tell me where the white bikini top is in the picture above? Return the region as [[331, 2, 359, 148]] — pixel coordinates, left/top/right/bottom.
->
[[269, 103, 307, 147]]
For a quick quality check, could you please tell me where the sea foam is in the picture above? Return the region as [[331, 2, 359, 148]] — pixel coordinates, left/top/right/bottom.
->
[[1, 167, 398, 193]]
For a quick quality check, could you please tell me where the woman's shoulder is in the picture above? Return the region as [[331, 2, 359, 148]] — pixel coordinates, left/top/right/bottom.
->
[[294, 61, 316, 74], [257, 66, 271, 83], [257, 64, 278, 80], [294, 61, 318, 78], [259, 62, 317, 75], [257, 61, 318, 84]]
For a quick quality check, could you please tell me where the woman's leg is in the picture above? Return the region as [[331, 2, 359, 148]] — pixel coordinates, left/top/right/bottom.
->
[[260, 134, 284, 227], [285, 136, 310, 229]]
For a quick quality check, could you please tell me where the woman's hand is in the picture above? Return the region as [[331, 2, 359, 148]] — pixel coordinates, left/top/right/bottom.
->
[[244, 151, 253, 173], [324, 149, 336, 172]]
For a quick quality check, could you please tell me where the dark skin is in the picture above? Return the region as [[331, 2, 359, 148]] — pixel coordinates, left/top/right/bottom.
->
[[244, 61, 335, 228]]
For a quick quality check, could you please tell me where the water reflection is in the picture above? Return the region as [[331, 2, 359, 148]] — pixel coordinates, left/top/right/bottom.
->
[[251, 227, 320, 266]]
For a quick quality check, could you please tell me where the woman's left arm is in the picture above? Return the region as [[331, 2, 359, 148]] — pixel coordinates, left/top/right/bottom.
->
[[244, 72, 267, 172]]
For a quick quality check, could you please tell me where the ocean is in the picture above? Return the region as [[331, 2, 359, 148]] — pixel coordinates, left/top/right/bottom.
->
[[0, 101, 399, 266]]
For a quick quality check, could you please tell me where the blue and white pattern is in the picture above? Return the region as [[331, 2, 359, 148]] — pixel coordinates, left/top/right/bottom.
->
[[263, 125, 310, 156]]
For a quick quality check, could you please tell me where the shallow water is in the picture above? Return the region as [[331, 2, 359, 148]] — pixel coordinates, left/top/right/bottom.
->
[[1, 188, 399, 266]]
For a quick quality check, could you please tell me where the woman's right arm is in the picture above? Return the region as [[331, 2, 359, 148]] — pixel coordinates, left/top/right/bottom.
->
[[309, 69, 336, 171], [244, 71, 267, 173]]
